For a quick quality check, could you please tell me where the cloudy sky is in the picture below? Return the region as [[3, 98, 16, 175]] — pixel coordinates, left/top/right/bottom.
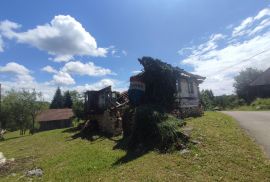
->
[[0, 0, 270, 101]]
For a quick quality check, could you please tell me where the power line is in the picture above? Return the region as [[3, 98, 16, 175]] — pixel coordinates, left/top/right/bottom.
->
[[206, 49, 270, 77]]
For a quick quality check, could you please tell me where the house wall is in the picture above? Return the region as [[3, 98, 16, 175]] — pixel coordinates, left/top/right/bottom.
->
[[176, 78, 200, 108], [39, 119, 72, 131], [93, 110, 122, 136]]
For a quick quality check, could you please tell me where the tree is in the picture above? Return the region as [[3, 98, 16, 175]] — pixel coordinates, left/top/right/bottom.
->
[[70, 91, 85, 120], [0, 89, 46, 136], [233, 68, 262, 103], [50, 87, 63, 109], [23, 90, 44, 134], [138, 57, 178, 111], [63, 91, 73, 108], [200, 89, 215, 110]]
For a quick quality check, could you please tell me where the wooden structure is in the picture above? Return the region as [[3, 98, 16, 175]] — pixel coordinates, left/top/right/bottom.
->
[[84, 86, 128, 135], [36, 109, 74, 131], [174, 68, 205, 117], [129, 68, 205, 118], [249, 68, 270, 98]]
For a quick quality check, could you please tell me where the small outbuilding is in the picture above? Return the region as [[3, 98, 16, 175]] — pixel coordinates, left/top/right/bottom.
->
[[249, 67, 270, 98], [36, 109, 74, 131]]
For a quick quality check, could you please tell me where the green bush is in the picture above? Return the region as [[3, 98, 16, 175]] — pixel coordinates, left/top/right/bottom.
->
[[128, 105, 187, 152], [251, 98, 270, 110]]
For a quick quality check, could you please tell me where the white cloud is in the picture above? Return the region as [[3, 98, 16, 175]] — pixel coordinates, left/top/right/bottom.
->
[[254, 8, 270, 20], [52, 71, 75, 85], [180, 7, 270, 96], [0, 62, 34, 84], [0, 62, 126, 101], [62, 61, 114, 76], [0, 15, 107, 62], [132, 70, 142, 74], [73, 78, 127, 93], [109, 45, 128, 57], [0, 35, 4, 52], [232, 8, 270, 37], [41, 65, 57, 73], [0, 62, 29, 75], [232, 17, 253, 37], [74, 79, 116, 92]]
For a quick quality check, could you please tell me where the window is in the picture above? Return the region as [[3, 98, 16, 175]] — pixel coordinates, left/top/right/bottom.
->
[[188, 80, 194, 94], [176, 79, 181, 93]]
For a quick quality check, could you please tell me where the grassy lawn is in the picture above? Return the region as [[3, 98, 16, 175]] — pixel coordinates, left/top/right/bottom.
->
[[0, 112, 269, 181]]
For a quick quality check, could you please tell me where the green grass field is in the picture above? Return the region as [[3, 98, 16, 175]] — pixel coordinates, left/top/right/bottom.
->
[[0, 112, 269, 181]]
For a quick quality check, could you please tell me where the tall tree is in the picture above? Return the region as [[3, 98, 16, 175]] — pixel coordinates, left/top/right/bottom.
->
[[50, 87, 63, 109], [233, 68, 262, 102], [23, 89, 43, 134], [63, 91, 73, 108], [200, 89, 215, 110]]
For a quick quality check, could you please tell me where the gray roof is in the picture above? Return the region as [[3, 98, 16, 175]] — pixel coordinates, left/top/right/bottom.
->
[[250, 68, 270, 86]]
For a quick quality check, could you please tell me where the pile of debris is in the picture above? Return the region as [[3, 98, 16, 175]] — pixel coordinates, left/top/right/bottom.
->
[[0, 129, 6, 140], [82, 86, 129, 137]]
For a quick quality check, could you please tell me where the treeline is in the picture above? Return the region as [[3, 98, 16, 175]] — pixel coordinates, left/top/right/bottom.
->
[[200, 90, 245, 110], [0, 89, 48, 134], [49, 87, 85, 120], [0, 87, 84, 135], [200, 67, 264, 111]]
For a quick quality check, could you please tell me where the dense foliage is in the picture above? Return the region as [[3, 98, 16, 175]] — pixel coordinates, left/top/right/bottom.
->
[[127, 105, 186, 152], [50, 87, 64, 109], [200, 89, 215, 110], [50, 88, 73, 109], [63, 91, 73, 108], [0, 90, 47, 135], [71, 92, 85, 120], [200, 89, 245, 110], [123, 57, 189, 152], [233, 68, 262, 103], [250, 98, 270, 110], [139, 57, 178, 111]]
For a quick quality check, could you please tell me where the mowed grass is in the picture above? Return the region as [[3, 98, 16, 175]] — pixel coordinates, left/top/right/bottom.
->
[[0, 112, 270, 181]]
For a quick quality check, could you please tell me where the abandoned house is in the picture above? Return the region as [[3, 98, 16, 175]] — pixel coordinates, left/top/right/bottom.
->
[[84, 86, 128, 135], [36, 108, 74, 131], [84, 63, 205, 135], [249, 67, 270, 99], [129, 67, 205, 117]]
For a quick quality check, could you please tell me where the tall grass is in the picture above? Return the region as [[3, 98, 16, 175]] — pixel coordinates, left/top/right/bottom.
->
[[251, 98, 270, 110]]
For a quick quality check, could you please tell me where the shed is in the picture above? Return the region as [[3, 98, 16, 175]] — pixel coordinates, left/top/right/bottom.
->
[[36, 109, 74, 131], [249, 67, 270, 98]]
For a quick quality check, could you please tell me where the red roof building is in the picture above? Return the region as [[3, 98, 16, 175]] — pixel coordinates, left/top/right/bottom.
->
[[36, 109, 74, 131]]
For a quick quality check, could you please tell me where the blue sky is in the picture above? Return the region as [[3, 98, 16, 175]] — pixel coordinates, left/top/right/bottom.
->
[[1, 0, 270, 100]]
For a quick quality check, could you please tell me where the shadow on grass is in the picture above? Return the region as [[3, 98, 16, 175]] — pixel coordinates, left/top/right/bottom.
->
[[62, 125, 113, 142], [112, 138, 150, 165], [1, 134, 30, 142], [112, 149, 148, 166]]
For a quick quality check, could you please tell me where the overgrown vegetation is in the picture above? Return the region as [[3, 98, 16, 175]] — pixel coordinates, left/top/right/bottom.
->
[[50, 87, 73, 109], [139, 57, 178, 111], [0, 89, 48, 135], [234, 68, 263, 103], [0, 112, 269, 181], [200, 67, 269, 111], [200, 90, 245, 110], [123, 57, 189, 152], [127, 105, 187, 152]]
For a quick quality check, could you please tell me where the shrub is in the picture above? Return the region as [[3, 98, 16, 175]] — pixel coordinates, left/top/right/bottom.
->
[[128, 105, 187, 152], [251, 98, 270, 110]]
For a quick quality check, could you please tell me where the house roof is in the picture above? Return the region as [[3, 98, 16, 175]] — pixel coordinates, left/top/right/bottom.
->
[[250, 68, 270, 86], [36, 109, 74, 122]]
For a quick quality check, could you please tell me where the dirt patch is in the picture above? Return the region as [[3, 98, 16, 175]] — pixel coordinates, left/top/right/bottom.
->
[[0, 156, 35, 177]]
